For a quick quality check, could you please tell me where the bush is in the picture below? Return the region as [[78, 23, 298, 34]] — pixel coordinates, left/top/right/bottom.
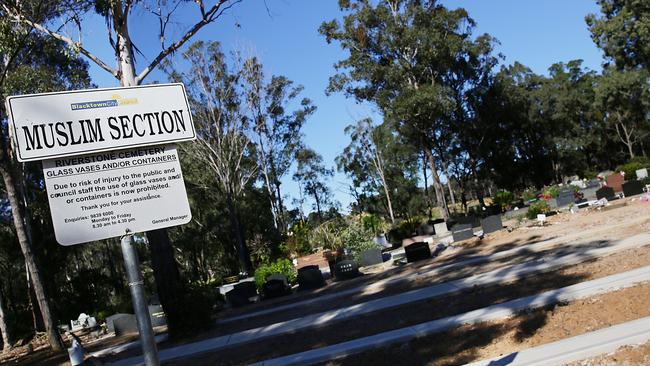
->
[[616, 157, 650, 180], [361, 214, 382, 235], [526, 201, 550, 219], [254, 258, 297, 290], [492, 190, 515, 211], [311, 218, 345, 250], [342, 221, 381, 262], [542, 186, 560, 198]]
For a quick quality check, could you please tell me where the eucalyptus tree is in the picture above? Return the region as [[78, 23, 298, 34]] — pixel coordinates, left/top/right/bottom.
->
[[172, 41, 257, 274], [595, 67, 650, 159], [587, 0, 650, 71], [293, 148, 334, 221], [2, 0, 244, 337], [242, 58, 316, 232], [320, 0, 499, 220], [0, 6, 92, 348]]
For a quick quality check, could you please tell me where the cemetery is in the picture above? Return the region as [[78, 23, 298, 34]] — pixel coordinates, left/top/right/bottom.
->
[[3, 1, 650, 366]]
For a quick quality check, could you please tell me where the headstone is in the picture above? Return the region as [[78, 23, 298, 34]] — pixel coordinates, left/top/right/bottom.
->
[[106, 313, 130, 334], [451, 224, 473, 242], [547, 198, 558, 209], [226, 281, 257, 307], [360, 248, 383, 267], [570, 180, 586, 189], [596, 186, 615, 200], [586, 179, 600, 189], [112, 314, 138, 336], [433, 222, 449, 236], [622, 180, 644, 197], [430, 218, 445, 225], [404, 242, 431, 263], [606, 173, 624, 192], [555, 189, 575, 207], [263, 274, 292, 298], [148, 305, 166, 327], [636, 168, 648, 180], [70, 313, 97, 332], [297, 265, 326, 289], [480, 214, 503, 235], [334, 260, 360, 280]]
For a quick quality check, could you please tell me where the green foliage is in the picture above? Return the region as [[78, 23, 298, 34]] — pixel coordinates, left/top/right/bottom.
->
[[286, 220, 312, 255], [522, 189, 538, 201], [616, 157, 650, 180], [254, 259, 297, 290], [361, 214, 384, 235], [341, 221, 380, 262], [543, 186, 560, 198], [311, 218, 346, 250], [526, 201, 551, 219], [492, 191, 515, 211]]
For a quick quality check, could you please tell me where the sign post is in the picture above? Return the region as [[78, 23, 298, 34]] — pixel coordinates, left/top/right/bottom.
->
[[121, 233, 159, 366], [6, 84, 197, 366]]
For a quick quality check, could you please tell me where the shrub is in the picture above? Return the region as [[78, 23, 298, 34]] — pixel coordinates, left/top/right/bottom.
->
[[522, 188, 538, 202], [362, 214, 382, 235], [311, 218, 345, 250], [492, 190, 515, 211], [616, 157, 650, 180], [342, 221, 380, 262], [542, 186, 560, 198], [254, 258, 297, 290], [526, 201, 550, 219]]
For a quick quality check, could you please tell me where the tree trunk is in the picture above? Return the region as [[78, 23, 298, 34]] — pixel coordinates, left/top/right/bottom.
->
[[440, 159, 456, 206], [423, 149, 449, 221], [146, 229, 187, 337], [313, 192, 322, 220], [0, 288, 13, 352], [422, 153, 433, 219], [0, 161, 63, 351], [226, 195, 251, 274]]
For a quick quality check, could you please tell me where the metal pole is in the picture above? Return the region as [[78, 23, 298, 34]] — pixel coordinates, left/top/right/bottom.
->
[[120, 234, 160, 366]]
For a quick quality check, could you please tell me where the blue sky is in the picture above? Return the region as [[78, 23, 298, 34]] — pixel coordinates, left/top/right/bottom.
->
[[81, 0, 604, 213]]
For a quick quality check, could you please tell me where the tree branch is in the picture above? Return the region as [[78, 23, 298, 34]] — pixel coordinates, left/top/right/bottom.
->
[[136, 0, 241, 83], [2, 4, 119, 79]]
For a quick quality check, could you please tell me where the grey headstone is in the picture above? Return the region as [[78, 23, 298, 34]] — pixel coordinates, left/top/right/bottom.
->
[[404, 242, 431, 263], [360, 248, 383, 267], [622, 180, 644, 197], [433, 222, 449, 236], [481, 214, 503, 234], [451, 224, 473, 242], [555, 189, 575, 207], [112, 314, 138, 336], [106, 313, 130, 334], [636, 168, 648, 179]]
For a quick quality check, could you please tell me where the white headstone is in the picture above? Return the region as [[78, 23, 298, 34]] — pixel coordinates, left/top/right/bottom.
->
[[569, 180, 586, 189], [434, 222, 449, 236], [636, 168, 648, 179]]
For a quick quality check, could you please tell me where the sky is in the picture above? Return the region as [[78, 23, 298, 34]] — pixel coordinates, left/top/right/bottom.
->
[[80, 0, 605, 213]]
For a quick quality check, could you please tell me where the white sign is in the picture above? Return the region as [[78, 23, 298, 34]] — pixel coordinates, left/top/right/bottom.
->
[[7, 83, 195, 162], [43, 144, 191, 245]]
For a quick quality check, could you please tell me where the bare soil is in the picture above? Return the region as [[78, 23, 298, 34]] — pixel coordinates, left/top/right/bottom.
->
[[567, 341, 650, 366], [161, 244, 650, 366], [325, 281, 650, 366]]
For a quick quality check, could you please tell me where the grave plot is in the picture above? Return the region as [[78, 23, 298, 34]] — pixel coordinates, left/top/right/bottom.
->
[[96, 199, 650, 366], [326, 280, 650, 366], [132, 246, 650, 366]]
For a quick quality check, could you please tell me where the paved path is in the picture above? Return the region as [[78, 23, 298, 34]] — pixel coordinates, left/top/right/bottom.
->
[[465, 316, 650, 366], [249, 264, 650, 366], [106, 233, 650, 366], [218, 226, 644, 325]]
